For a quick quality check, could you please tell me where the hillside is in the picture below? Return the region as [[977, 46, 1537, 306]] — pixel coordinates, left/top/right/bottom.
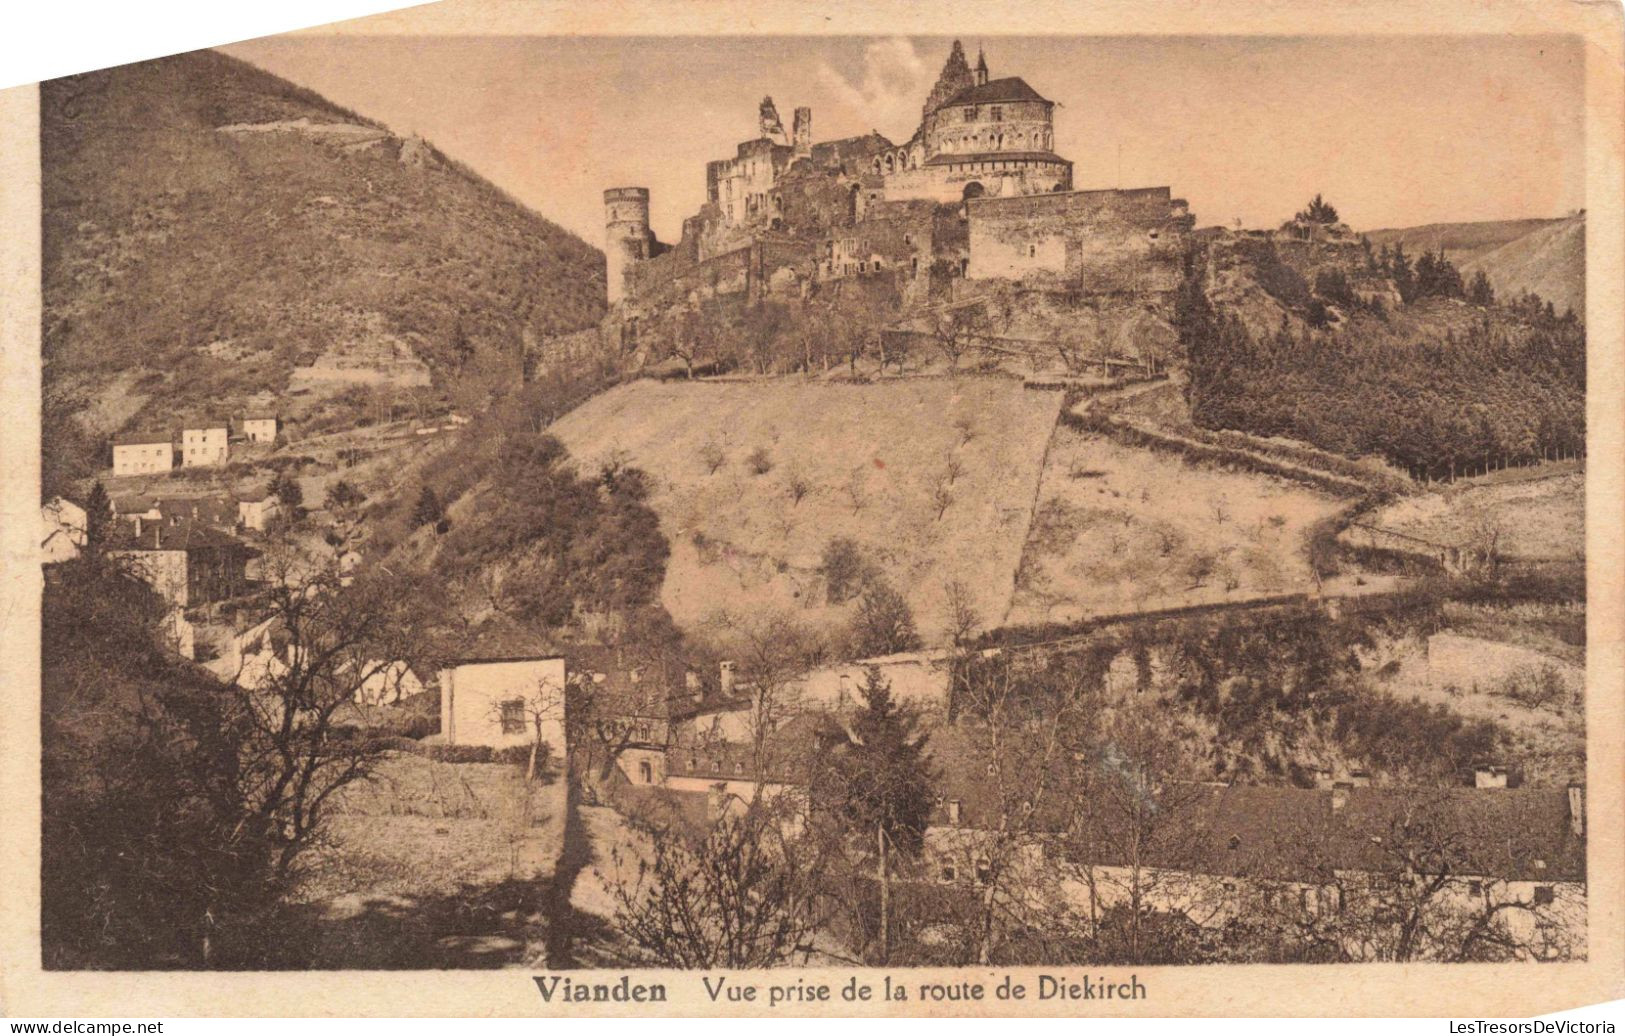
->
[[41, 49, 605, 457], [1365, 214, 1584, 315], [548, 379, 1063, 645]]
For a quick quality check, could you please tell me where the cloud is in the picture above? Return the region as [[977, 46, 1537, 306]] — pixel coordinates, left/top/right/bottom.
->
[[815, 37, 935, 141]]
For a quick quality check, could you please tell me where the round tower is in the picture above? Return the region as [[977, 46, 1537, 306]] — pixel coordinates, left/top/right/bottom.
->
[[604, 187, 652, 306]]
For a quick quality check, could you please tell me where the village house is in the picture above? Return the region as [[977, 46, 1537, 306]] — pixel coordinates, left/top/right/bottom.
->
[[111, 431, 174, 476], [921, 741, 1587, 961], [438, 625, 568, 752], [107, 520, 257, 609], [239, 413, 278, 444], [180, 420, 230, 467], [40, 496, 88, 564], [236, 490, 282, 532]]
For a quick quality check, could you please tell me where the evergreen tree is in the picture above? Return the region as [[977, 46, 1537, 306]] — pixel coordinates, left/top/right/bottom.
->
[[270, 472, 303, 509], [850, 578, 921, 657], [1295, 194, 1340, 224], [83, 481, 111, 549], [820, 667, 936, 858], [411, 485, 443, 529]]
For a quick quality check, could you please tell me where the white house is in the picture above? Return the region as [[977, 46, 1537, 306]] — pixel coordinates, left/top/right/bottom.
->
[[40, 497, 87, 564], [239, 414, 278, 444], [181, 422, 230, 467], [236, 492, 281, 532], [112, 432, 173, 476], [439, 654, 567, 751]]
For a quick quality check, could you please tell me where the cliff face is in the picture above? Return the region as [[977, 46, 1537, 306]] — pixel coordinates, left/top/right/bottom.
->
[[42, 49, 605, 443]]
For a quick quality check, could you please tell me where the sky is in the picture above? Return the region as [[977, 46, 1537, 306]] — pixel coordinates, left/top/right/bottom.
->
[[221, 33, 1586, 246]]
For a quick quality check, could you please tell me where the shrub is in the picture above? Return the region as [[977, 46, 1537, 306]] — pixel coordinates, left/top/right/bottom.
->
[[822, 537, 866, 604], [424, 743, 497, 764], [746, 446, 774, 476]]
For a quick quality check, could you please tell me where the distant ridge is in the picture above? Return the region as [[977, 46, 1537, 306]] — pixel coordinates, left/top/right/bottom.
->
[[1364, 214, 1584, 315]]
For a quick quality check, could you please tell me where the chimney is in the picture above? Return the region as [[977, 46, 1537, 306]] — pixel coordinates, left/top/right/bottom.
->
[[1331, 781, 1353, 812], [1567, 783, 1585, 837], [719, 660, 736, 699]]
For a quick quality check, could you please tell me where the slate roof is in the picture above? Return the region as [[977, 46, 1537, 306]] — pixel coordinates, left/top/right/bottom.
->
[[108, 518, 255, 554], [443, 615, 561, 665], [154, 495, 239, 528], [924, 150, 1070, 168], [112, 431, 172, 446], [667, 712, 837, 784], [941, 76, 1051, 109], [926, 726, 1584, 883]]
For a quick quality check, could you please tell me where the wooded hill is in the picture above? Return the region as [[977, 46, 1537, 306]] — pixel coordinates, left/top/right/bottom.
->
[[42, 49, 605, 483]]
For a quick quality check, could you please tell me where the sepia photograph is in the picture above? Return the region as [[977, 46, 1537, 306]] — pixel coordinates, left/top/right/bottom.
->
[[4, 0, 1623, 1019]]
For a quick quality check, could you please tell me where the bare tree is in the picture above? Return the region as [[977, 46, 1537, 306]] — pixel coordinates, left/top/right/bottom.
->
[[607, 800, 823, 968], [491, 672, 564, 781], [699, 439, 727, 475], [843, 466, 870, 515], [943, 577, 981, 647], [229, 549, 430, 882], [931, 475, 954, 521], [785, 463, 813, 506]]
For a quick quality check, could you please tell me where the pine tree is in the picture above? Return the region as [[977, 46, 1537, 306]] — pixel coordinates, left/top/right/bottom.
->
[[83, 481, 111, 549], [822, 667, 936, 858], [411, 486, 443, 529]]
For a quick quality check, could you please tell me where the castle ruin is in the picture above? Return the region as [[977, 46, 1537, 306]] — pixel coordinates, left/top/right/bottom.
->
[[583, 41, 1196, 374]]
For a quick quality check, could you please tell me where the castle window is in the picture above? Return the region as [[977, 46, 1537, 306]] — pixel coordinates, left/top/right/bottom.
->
[[1534, 886, 1555, 906], [638, 760, 653, 784], [1028, 245, 1036, 258], [941, 863, 957, 883]]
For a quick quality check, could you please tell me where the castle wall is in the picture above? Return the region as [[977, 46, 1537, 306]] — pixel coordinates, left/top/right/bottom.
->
[[966, 187, 1190, 292], [884, 157, 1071, 204]]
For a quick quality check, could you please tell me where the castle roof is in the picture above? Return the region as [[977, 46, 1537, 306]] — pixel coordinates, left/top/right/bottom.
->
[[942, 76, 1051, 109], [924, 150, 1070, 169]]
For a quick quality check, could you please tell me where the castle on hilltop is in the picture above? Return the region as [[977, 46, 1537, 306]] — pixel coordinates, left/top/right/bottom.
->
[[584, 41, 1194, 373]]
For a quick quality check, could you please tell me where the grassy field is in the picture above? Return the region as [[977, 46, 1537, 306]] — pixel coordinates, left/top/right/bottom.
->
[[549, 377, 1063, 645], [1357, 605, 1585, 786], [1366, 471, 1584, 559], [266, 752, 566, 968], [1006, 426, 1344, 625]]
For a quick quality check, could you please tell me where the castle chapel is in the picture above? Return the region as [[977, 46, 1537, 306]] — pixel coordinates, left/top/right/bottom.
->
[[602, 41, 1190, 314]]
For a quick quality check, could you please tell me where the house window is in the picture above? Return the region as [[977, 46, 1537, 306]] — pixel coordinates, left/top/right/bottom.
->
[[638, 760, 653, 784], [990, 106, 1003, 122], [500, 699, 526, 735], [734, 761, 744, 775], [1534, 886, 1555, 906], [963, 107, 977, 122]]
